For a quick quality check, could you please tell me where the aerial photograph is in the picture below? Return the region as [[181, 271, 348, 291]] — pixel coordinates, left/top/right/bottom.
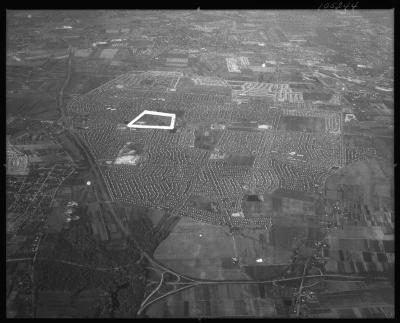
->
[[6, 9, 394, 318]]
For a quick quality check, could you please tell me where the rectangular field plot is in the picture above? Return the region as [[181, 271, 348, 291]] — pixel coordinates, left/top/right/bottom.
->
[[99, 48, 118, 59], [74, 49, 92, 57], [303, 92, 333, 101], [278, 115, 325, 132]]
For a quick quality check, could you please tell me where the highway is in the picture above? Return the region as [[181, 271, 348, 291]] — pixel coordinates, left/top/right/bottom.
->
[[58, 46, 74, 125], [137, 272, 382, 315], [295, 257, 311, 317], [140, 272, 165, 310], [6, 258, 32, 263]]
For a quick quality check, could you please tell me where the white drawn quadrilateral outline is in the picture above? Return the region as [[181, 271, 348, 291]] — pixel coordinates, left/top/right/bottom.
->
[[127, 110, 176, 130]]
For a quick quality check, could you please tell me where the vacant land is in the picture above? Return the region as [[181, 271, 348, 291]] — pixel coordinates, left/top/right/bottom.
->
[[278, 116, 325, 132]]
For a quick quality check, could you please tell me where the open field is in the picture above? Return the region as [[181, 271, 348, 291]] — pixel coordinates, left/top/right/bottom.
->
[[146, 283, 276, 317]]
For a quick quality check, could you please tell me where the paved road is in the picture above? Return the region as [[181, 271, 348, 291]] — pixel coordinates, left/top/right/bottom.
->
[[6, 258, 32, 263], [343, 132, 393, 139], [140, 272, 165, 309], [295, 257, 311, 317], [58, 46, 74, 125]]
